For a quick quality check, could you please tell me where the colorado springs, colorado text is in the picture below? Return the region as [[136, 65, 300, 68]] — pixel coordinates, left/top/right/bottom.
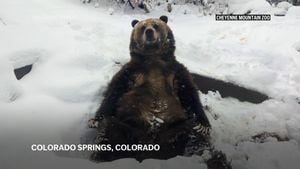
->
[[31, 144, 160, 152]]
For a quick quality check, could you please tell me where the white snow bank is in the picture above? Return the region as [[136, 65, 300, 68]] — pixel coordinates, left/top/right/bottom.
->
[[228, 0, 272, 14], [293, 42, 300, 52], [9, 49, 43, 69], [273, 1, 293, 16], [277, 1, 293, 10], [273, 8, 287, 16], [173, 16, 300, 100], [0, 56, 22, 102], [286, 6, 300, 19], [232, 141, 300, 169]]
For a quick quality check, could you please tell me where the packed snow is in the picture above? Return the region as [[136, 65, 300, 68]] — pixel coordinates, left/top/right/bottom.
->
[[0, 0, 300, 169]]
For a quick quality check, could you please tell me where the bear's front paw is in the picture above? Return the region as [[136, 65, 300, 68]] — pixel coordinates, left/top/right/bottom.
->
[[193, 124, 211, 136], [88, 118, 99, 128]]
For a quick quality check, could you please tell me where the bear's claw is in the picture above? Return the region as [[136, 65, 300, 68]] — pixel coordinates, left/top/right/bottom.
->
[[88, 118, 99, 128], [193, 124, 211, 136]]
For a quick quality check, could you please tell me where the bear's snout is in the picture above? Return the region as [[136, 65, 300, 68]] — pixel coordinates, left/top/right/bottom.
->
[[145, 28, 155, 42]]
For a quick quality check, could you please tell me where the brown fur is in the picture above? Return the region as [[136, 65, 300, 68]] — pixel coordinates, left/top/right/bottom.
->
[[115, 61, 187, 127], [121, 18, 186, 126], [91, 16, 212, 162]]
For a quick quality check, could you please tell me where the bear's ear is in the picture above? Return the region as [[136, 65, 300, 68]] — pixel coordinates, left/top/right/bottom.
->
[[159, 15, 168, 23], [131, 19, 139, 28]]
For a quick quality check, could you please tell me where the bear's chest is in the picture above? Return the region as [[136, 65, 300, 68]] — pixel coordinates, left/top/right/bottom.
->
[[117, 65, 186, 126], [131, 68, 173, 90]]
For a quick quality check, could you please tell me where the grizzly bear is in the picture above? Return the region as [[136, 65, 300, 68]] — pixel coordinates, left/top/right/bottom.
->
[[88, 16, 231, 168]]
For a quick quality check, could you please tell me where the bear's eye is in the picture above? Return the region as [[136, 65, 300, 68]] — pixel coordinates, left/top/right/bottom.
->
[[153, 24, 159, 30]]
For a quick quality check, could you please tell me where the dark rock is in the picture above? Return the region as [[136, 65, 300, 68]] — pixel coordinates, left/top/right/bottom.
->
[[14, 64, 32, 80], [191, 73, 269, 104]]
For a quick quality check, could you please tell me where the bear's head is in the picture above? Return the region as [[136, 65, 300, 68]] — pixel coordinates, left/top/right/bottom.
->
[[130, 16, 175, 59]]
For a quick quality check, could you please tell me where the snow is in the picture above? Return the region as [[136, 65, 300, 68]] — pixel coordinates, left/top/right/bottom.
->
[[0, 56, 22, 102], [274, 8, 287, 16], [228, 0, 272, 14], [273, 1, 293, 16], [0, 0, 300, 169], [293, 42, 300, 52], [286, 6, 300, 19], [233, 141, 300, 169], [277, 1, 293, 11]]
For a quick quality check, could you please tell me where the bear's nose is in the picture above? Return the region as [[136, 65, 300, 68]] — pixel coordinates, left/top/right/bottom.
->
[[145, 29, 154, 41]]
